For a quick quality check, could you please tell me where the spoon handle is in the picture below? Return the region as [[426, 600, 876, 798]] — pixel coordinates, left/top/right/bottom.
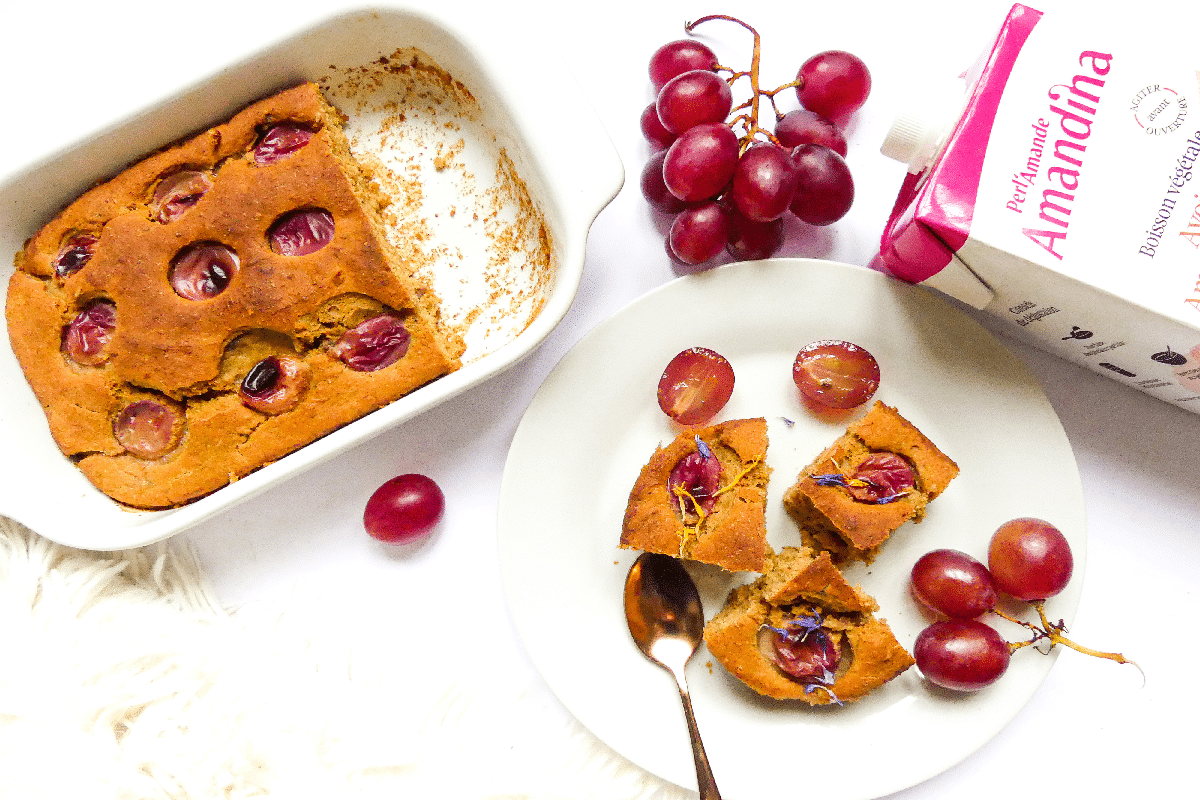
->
[[672, 668, 721, 800]]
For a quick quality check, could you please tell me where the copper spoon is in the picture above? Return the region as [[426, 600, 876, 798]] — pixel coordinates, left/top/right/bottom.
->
[[623, 552, 722, 800]]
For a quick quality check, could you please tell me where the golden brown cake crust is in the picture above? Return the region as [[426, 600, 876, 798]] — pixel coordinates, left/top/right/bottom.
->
[[782, 401, 958, 563], [703, 547, 914, 704], [620, 418, 772, 573], [6, 83, 461, 509]]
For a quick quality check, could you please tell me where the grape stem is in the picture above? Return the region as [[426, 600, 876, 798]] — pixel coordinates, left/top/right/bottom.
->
[[684, 14, 785, 150], [992, 602, 1144, 679]]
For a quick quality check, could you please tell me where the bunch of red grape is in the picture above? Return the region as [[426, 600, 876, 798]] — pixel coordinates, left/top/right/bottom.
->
[[910, 518, 1137, 691], [642, 15, 869, 266]]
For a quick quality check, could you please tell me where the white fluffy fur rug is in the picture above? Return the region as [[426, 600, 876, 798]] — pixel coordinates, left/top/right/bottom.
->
[[0, 518, 685, 800]]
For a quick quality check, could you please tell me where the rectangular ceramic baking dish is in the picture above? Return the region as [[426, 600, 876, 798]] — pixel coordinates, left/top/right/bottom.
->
[[0, 5, 623, 550]]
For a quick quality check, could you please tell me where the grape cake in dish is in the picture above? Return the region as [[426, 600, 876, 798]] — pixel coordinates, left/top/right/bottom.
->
[[5, 82, 463, 509]]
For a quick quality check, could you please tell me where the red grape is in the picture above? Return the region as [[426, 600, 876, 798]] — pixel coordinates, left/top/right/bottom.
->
[[844, 452, 914, 503], [725, 210, 784, 261], [729, 142, 799, 222], [914, 619, 1010, 691], [269, 209, 335, 256], [789, 144, 854, 226], [762, 619, 840, 682], [656, 69, 733, 135], [364, 473, 445, 544], [330, 316, 411, 372], [169, 243, 239, 300], [113, 399, 181, 459], [988, 518, 1073, 601], [62, 300, 116, 366], [662, 123, 739, 202], [649, 39, 718, 90], [795, 50, 871, 121], [54, 234, 99, 277], [239, 355, 311, 415], [151, 170, 212, 223], [254, 123, 313, 165], [668, 447, 721, 515], [657, 347, 735, 425], [774, 109, 847, 157], [640, 103, 676, 150], [641, 151, 687, 214], [792, 340, 879, 409], [911, 549, 998, 619], [667, 201, 730, 265]]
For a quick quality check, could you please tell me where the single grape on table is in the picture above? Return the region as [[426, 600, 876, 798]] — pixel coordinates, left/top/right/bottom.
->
[[364, 473, 445, 544]]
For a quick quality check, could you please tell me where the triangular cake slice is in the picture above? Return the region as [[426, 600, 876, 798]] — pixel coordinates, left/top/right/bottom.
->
[[703, 546, 913, 704], [620, 417, 771, 573], [783, 401, 959, 564]]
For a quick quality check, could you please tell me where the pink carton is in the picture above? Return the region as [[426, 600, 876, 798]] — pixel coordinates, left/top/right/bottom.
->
[[875, 3, 1200, 412]]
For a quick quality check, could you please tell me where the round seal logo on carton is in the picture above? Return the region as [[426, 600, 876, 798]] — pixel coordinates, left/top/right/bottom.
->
[[1131, 84, 1188, 135]]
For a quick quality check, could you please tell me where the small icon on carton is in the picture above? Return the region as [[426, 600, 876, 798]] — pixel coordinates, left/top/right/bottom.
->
[[1151, 346, 1187, 366], [1099, 362, 1136, 377]]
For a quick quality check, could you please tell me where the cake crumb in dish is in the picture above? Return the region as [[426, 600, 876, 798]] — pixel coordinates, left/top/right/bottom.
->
[[321, 48, 555, 362]]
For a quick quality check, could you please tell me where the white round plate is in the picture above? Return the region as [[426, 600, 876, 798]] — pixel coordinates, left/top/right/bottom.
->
[[497, 259, 1084, 800]]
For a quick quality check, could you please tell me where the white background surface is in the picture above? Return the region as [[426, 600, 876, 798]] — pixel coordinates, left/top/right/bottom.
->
[[1, 0, 1195, 797]]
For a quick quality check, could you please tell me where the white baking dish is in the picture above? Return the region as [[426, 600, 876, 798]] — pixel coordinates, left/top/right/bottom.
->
[[0, 5, 623, 550]]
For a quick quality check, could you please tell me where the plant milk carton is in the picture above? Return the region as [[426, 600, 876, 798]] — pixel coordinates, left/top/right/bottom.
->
[[874, 3, 1200, 413]]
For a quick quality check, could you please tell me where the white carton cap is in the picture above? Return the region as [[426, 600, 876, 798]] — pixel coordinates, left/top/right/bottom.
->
[[880, 77, 968, 172]]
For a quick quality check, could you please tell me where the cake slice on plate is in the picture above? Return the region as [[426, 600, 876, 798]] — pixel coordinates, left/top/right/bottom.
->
[[621, 417, 771, 573], [704, 546, 913, 704], [783, 401, 959, 564]]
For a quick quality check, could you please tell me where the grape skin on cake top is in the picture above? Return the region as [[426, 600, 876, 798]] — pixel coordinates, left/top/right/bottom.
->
[[620, 417, 772, 573], [5, 82, 462, 509]]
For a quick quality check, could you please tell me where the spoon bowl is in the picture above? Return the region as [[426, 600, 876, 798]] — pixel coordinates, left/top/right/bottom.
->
[[623, 552, 722, 800]]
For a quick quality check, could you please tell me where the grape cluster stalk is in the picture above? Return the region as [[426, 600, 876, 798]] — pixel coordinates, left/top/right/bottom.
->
[[643, 15, 868, 266]]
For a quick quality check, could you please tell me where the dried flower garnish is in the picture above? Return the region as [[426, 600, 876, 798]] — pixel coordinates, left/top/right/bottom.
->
[[808, 472, 907, 504], [762, 612, 844, 705], [808, 451, 915, 504], [669, 435, 762, 538]]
